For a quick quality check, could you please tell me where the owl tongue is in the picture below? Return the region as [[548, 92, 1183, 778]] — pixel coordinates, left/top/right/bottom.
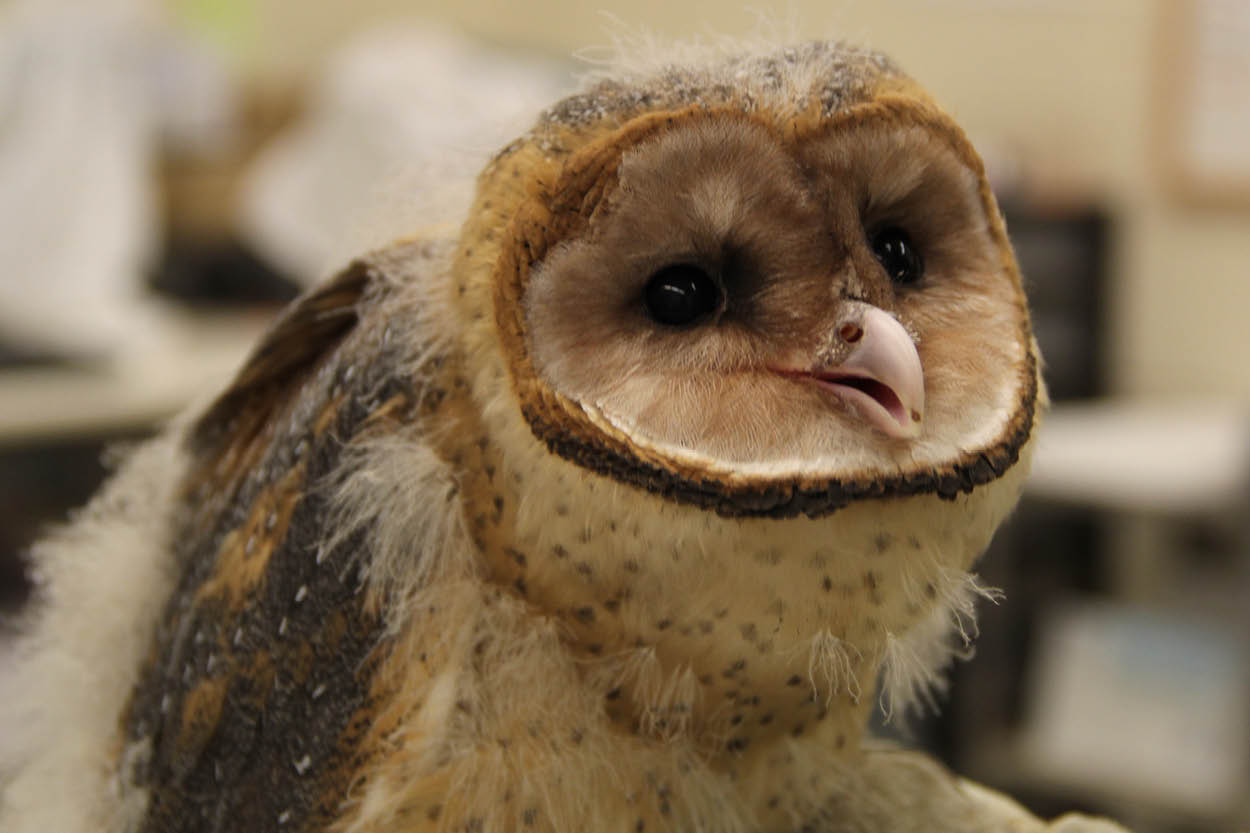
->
[[778, 306, 925, 439]]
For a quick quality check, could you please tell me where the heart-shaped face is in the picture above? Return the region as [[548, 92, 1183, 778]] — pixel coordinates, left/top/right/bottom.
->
[[507, 99, 1037, 517]]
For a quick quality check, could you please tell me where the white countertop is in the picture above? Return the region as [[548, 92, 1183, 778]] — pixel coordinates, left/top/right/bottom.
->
[[1028, 400, 1250, 517], [0, 309, 272, 446]]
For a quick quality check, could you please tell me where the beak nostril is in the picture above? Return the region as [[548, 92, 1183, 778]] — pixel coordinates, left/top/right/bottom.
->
[[840, 323, 864, 344]]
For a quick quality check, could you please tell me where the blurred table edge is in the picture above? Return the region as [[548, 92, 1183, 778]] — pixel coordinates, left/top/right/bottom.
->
[[0, 309, 272, 447], [1026, 399, 1250, 518]]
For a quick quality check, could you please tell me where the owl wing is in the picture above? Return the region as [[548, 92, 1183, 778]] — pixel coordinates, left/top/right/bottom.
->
[[189, 254, 370, 465], [118, 239, 453, 833]]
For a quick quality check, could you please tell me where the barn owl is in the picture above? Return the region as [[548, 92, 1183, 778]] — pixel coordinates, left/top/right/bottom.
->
[[0, 39, 1129, 833]]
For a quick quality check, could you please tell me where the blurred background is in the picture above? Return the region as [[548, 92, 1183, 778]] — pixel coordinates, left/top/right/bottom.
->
[[1, 0, 1247, 830]]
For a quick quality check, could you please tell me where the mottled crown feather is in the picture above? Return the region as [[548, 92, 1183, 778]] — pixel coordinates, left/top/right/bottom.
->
[[496, 40, 911, 161]]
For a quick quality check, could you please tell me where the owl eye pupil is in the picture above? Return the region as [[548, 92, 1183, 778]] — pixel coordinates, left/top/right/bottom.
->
[[871, 226, 923, 286], [644, 264, 720, 326]]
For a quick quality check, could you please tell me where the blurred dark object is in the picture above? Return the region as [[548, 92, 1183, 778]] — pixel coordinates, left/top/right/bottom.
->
[[0, 435, 146, 613], [0, 340, 77, 371], [148, 236, 300, 305], [1003, 201, 1110, 401], [150, 79, 305, 308]]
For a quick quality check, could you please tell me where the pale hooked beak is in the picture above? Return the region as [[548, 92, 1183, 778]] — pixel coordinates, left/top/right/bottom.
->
[[773, 306, 925, 439]]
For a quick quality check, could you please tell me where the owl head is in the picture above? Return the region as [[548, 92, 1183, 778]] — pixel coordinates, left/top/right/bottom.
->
[[453, 41, 1039, 520]]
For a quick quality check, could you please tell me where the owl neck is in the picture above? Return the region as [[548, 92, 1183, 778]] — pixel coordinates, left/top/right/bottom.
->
[[437, 380, 1005, 763]]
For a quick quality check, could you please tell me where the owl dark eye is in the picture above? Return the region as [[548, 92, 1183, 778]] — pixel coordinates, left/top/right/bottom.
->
[[871, 226, 924, 286], [644, 264, 721, 326]]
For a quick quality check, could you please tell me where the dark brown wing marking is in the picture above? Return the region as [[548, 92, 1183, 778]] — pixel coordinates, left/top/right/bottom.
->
[[119, 240, 451, 833], [190, 259, 370, 475]]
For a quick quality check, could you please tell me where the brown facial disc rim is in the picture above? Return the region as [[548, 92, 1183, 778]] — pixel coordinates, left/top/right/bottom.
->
[[494, 100, 1039, 519]]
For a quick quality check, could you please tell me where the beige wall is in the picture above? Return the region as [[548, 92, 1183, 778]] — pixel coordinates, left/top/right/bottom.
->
[[230, 0, 1250, 401]]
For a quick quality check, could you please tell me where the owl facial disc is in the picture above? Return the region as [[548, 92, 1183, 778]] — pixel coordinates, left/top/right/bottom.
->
[[772, 304, 925, 440], [500, 100, 1039, 517]]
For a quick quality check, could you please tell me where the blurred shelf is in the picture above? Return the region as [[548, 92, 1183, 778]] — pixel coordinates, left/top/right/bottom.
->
[[0, 309, 272, 447], [1027, 400, 1250, 517]]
